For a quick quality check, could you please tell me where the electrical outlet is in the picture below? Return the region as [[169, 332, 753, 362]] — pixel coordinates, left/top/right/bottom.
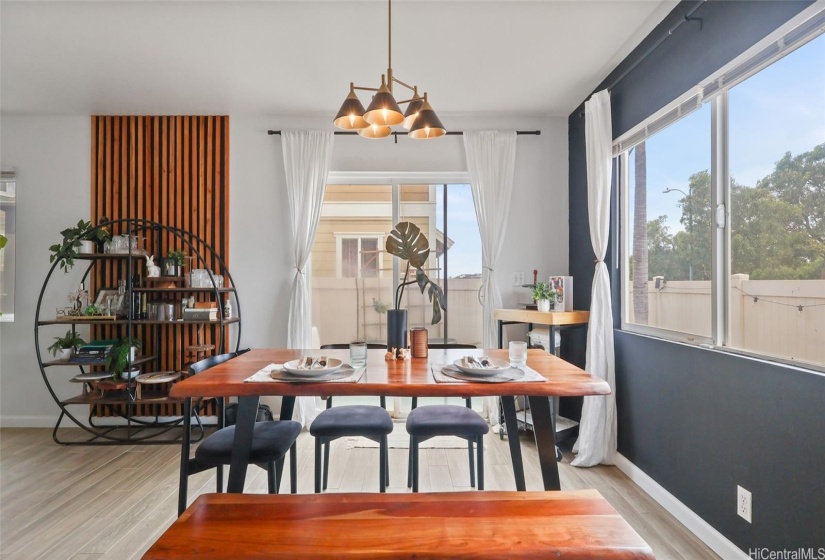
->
[[737, 485, 752, 523], [512, 272, 524, 287]]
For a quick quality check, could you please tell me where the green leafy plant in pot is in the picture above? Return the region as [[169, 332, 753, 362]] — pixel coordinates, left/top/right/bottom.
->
[[47, 330, 86, 361], [105, 337, 142, 380], [385, 222, 446, 350], [531, 281, 556, 312], [49, 220, 112, 273]]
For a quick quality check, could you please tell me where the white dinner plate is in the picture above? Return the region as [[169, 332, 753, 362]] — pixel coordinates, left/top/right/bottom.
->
[[283, 357, 343, 377], [453, 357, 512, 377]]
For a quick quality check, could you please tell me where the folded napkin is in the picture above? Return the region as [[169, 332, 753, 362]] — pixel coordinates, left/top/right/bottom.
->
[[244, 363, 366, 384], [431, 364, 547, 384]]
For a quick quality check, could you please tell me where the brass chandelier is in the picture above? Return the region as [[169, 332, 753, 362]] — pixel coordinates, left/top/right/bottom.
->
[[333, 0, 446, 139]]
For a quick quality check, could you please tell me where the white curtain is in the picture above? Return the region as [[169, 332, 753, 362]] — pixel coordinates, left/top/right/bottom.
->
[[572, 89, 617, 467], [463, 131, 517, 426], [281, 130, 334, 426]]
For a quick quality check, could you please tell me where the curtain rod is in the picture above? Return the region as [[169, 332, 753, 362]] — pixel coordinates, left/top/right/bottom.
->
[[578, 0, 705, 116], [267, 130, 540, 136]]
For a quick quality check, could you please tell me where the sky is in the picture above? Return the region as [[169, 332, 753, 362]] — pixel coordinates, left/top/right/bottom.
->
[[435, 184, 483, 278], [628, 31, 825, 235]]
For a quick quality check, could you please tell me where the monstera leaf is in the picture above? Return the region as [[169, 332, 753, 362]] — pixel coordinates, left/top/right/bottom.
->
[[386, 222, 430, 269], [388, 222, 446, 325], [416, 269, 447, 325]]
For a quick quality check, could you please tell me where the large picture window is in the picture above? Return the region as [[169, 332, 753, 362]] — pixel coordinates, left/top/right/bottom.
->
[[619, 13, 825, 369], [624, 104, 712, 340]]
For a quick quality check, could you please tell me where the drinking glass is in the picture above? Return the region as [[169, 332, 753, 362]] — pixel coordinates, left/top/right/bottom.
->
[[349, 342, 368, 367], [509, 341, 527, 367]]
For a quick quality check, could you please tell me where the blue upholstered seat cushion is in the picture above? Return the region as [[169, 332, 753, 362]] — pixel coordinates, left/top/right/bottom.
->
[[406, 405, 489, 438], [195, 420, 301, 466], [310, 405, 393, 438]]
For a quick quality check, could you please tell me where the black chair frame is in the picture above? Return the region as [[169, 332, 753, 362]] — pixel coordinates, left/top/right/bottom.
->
[[178, 350, 298, 516]]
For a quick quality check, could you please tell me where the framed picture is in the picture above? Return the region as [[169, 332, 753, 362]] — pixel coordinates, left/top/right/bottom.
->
[[94, 288, 125, 316], [161, 257, 179, 277]]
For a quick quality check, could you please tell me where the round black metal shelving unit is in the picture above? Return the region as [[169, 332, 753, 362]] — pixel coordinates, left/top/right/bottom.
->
[[35, 218, 242, 445]]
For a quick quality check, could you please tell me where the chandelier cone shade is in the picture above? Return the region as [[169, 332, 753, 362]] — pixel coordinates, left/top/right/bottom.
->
[[357, 123, 393, 139], [402, 94, 424, 130], [408, 95, 446, 139], [334, 84, 369, 130], [363, 76, 404, 126]]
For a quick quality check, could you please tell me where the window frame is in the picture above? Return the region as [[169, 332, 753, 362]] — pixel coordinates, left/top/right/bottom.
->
[[0, 172, 16, 322], [334, 233, 384, 279], [615, 5, 825, 371]]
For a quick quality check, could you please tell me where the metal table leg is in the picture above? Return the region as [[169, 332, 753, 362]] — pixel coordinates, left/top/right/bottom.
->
[[528, 395, 561, 490], [500, 396, 526, 491], [177, 397, 192, 516], [226, 395, 260, 493]]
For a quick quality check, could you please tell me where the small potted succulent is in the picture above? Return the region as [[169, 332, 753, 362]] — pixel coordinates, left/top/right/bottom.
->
[[105, 337, 142, 380], [532, 281, 556, 313], [48, 330, 86, 361]]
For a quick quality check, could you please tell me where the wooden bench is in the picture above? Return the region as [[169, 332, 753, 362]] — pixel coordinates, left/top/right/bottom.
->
[[144, 490, 655, 559]]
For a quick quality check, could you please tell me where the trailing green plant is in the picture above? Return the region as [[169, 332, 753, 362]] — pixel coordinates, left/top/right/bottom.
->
[[49, 220, 111, 272], [385, 221, 446, 325], [167, 250, 187, 267], [531, 281, 556, 302], [47, 330, 86, 357], [105, 337, 142, 377]]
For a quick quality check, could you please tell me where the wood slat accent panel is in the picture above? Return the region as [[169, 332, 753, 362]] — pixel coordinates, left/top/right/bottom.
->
[[90, 116, 230, 418]]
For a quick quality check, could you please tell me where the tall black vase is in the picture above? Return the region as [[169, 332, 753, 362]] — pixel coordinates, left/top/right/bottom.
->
[[386, 309, 408, 350]]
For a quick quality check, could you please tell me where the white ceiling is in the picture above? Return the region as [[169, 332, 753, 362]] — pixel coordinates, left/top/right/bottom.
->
[[0, 1, 676, 118]]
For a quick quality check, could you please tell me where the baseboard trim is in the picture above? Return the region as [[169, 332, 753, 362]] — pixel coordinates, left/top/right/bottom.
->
[[613, 453, 748, 560]]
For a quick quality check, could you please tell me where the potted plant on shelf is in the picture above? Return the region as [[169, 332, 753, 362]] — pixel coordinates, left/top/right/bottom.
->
[[49, 219, 112, 272], [385, 222, 446, 350], [47, 330, 86, 361], [532, 281, 556, 313], [105, 337, 142, 380]]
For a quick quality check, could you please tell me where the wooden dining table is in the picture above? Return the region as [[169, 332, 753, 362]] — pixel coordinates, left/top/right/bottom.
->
[[169, 348, 610, 493]]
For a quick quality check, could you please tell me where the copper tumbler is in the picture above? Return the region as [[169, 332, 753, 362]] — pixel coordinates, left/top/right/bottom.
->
[[410, 327, 428, 358]]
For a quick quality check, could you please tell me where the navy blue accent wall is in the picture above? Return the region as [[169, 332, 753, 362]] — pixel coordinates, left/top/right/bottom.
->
[[567, 0, 824, 552]]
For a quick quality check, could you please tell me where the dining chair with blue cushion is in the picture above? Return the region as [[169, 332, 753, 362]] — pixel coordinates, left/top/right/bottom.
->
[[310, 343, 393, 493], [177, 351, 301, 516], [406, 343, 488, 491]]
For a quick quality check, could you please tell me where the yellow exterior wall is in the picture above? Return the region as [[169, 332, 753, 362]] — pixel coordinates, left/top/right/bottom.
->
[[311, 185, 435, 278]]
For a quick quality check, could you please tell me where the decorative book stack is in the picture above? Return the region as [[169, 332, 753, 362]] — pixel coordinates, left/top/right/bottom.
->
[[183, 302, 218, 321], [73, 339, 117, 362]]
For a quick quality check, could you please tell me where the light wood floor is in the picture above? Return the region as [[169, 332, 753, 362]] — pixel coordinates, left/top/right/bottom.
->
[[0, 426, 718, 560]]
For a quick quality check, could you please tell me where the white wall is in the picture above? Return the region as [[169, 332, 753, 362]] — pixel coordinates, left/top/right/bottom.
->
[[0, 116, 92, 426], [0, 113, 567, 426]]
